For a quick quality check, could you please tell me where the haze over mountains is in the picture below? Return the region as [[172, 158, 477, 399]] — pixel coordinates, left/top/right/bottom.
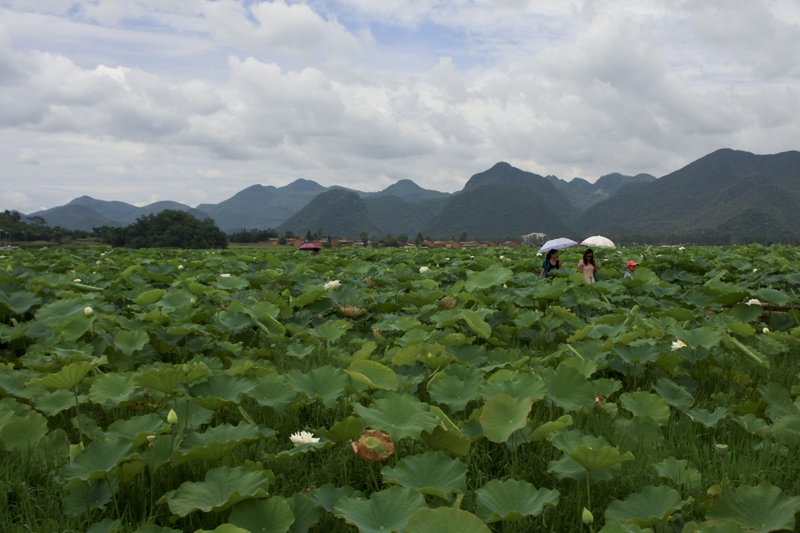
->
[[25, 149, 799, 242]]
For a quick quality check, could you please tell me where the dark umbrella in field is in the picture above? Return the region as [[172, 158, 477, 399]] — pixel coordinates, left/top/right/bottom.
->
[[299, 242, 321, 252]]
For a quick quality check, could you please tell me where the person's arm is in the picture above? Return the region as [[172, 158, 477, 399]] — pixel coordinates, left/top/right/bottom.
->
[[578, 260, 585, 273]]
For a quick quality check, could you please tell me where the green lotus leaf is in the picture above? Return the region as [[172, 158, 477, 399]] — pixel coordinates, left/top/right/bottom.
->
[[406, 507, 491, 533], [654, 457, 701, 489], [753, 288, 790, 306], [428, 374, 483, 412], [479, 393, 532, 443], [318, 416, 363, 444], [218, 310, 253, 334], [0, 289, 42, 315], [465, 265, 513, 291], [706, 483, 800, 532], [105, 414, 164, 447], [229, 497, 295, 533], [620, 392, 671, 426], [272, 439, 332, 460], [532, 415, 573, 441], [34, 298, 87, 326], [32, 389, 80, 416], [475, 479, 559, 523], [419, 424, 471, 457], [558, 355, 597, 378], [353, 392, 440, 441], [286, 343, 314, 359], [460, 310, 492, 339], [334, 486, 426, 533], [736, 414, 768, 436], [159, 288, 193, 310], [189, 375, 256, 410], [652, 378, 695, 411], [605, 485, 684, 527], [724, 304, 765, 323], [86, 518, 122, 533], [312, 320, 350, 342], [135, 289, 165, 306], [309, 484, 364, 512], [28, 358, 106, 390], [726, 336, 770, 369], [158, 466, 271, 517], [246, 375, 298, 413], [195, 525, 249, 533], [293, 288, 325, 308], [479, 372, 546, 402], [59, 437, 136, 486], [682, 521, 747, 532], [547, 455, 622, 484], [347, 360, 399, 391], [1, 411, 49, 453], [613, 342, 660, 365], [598, 522, 654, 533], [541, 366, 595, 413], [132, 526, 182, 533], [135, 364, 212, 396], [88, 373, 136, 409], [381, 451, 467, 500], [114, 329, 150, 356], [286, 493, 324, 533], [287, 366, 349, 409], [216, 275, 250, 290], [172, 422, 265, 465], [614, 415, 664, 444], [63, 480, 114, 517], [766, 413, 800, 444], [57, 315, 93, 342], [669, 325, 723, 349], [569, 445, 634, 472], [686, 407, 730, 428]]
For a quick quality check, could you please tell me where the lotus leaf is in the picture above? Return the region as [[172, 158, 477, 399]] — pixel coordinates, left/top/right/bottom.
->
[[312, 320, 350, 342], [309, 484, 364, 512], [286, 493, 324, 533], [159, 466, 271, 517], [406, 507, 491, 533], [189, 375, 256, 410], [532, 415, 573, 441], [420, 424, 471, 457], [569, 444, 634, 472], [670, 326, 723, 349], [334, 486, 426, 533], [286, 344, 314, 359], [105, 414, 164, 447], [172, 422, 265, 464], [286, 366, 349, 408], [59, 437, 136, 486], [654, 457, 701, 489], [479, 372, 546, 401], [381, 451, 467, 499], [217, 310, 253, 334], [319, 416, 363, 444], [681, 521, 746, 532], [0, 289, 42, 315], [28, 358, 105, 390], [62, 480, 114, 517], [86, 518, 122, 533], [114, 329, 150, 356], [613, 342, 660, 365], [460, 310, 492, 339], [686, 407, 730, 428], [475, 479, 559, 523], [354, 392, 440, 441], [57, 315, 94, 341], [653, 378, 695, 411], [597, 522, 654, 533], [32, 389, 81, 416], [34, 298, 88, 326], [89, 373, 136, 409], [1, 411, 49, 453], [706, 483, 800, 532], [195, 526, 249, 533], [479, 393, 532, 443], [347, 360, 399, 391], [246, 375, 298, 413], [620, 392, 671, 426], [541, 366, 595, 413], [766, 413, 800, 444], [605, 485, 684, 527], [428, 374, 482, 412], [134, 289, 165, 306], [135, 364, 212, 395], [548, 455, 623, 483], [229, 497, 295, 533]]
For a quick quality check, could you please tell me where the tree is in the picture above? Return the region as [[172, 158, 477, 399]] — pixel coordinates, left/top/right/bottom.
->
[[459, 231, 468, 242], [415, 232, 424, 246], [98, 210, 227, 249], [360, 231, 369, 245], [397, 233, 408, 245]]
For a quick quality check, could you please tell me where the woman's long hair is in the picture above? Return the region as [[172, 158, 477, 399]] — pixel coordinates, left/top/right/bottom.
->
[[582, 248, 597, 268]]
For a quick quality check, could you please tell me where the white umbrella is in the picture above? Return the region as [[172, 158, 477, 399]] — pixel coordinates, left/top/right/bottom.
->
[[581, 235, 616, 248], [537, 238, 579, 254]]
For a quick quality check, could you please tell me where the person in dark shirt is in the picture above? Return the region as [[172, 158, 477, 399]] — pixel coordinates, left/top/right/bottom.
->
[[540, 249, 562, 277]]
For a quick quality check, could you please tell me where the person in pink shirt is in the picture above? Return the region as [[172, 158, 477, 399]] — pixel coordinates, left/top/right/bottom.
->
[[578, 248, 598, 284]]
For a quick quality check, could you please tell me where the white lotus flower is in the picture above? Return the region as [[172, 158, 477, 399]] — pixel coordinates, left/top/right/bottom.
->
[[324, 280, 341, 290], [753, 268, 758, 272], [499, 255, 505, 259], [220, 273, 230, 278], [746, 299, 761, 306], [679, 246, 685, 251], [419, 266, 429, 273], [671, 340, 687, 351], [84, 306, 93, 316], [178, 265, 183, 269], [73, 278, 82, 283], [763, 327, 770, 333], [290, 431, 319, 447]]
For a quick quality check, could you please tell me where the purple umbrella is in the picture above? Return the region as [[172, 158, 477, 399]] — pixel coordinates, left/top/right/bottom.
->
[[299, 242, 321, 251]]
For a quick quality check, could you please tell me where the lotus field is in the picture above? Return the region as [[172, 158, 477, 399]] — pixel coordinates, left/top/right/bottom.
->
[[3, 245, 800, 533]]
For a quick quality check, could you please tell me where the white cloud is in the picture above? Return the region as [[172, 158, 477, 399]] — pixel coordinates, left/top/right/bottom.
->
[[16, 148, 39, 164]]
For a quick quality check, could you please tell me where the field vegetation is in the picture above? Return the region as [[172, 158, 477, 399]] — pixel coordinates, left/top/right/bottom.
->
[[1, 245, 799, 532]]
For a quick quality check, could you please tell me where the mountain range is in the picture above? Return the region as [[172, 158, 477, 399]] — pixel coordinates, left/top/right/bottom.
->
[[24, 148, 799, 242]]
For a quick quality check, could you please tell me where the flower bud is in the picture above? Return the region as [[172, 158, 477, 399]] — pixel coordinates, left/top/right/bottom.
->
[[84, 306, 94, 316], [167, 409, 178, 425], [582, 507, 594, 525]]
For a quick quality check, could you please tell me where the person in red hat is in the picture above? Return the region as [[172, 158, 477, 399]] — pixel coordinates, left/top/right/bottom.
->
[[624, 260, 638, 278]]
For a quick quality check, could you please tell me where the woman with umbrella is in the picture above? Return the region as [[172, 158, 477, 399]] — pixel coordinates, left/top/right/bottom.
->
[[540, 249, 562, 277], [578, 248, 598, 284]]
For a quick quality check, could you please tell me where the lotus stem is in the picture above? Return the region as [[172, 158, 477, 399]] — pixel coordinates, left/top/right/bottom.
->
[[73, 387, 84, 446]]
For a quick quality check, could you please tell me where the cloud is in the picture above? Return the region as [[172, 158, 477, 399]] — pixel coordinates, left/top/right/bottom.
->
[[16, 148, 39, 164]]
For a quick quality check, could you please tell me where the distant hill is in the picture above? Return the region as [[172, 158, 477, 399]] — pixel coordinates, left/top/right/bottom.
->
[[29, 204, 122, 232], [546, 173, 656, 211], [421, 184, 570, 239], [361, 179, 451, 202], [197, 179, 328, 232], [577, 149, 800, 237], [276, 189, 383, 237], [363, 195, 451, 236], [67, 196, 141, 221]]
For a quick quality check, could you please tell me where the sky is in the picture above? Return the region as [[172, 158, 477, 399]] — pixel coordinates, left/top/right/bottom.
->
[[1, 0, 799, 214]]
